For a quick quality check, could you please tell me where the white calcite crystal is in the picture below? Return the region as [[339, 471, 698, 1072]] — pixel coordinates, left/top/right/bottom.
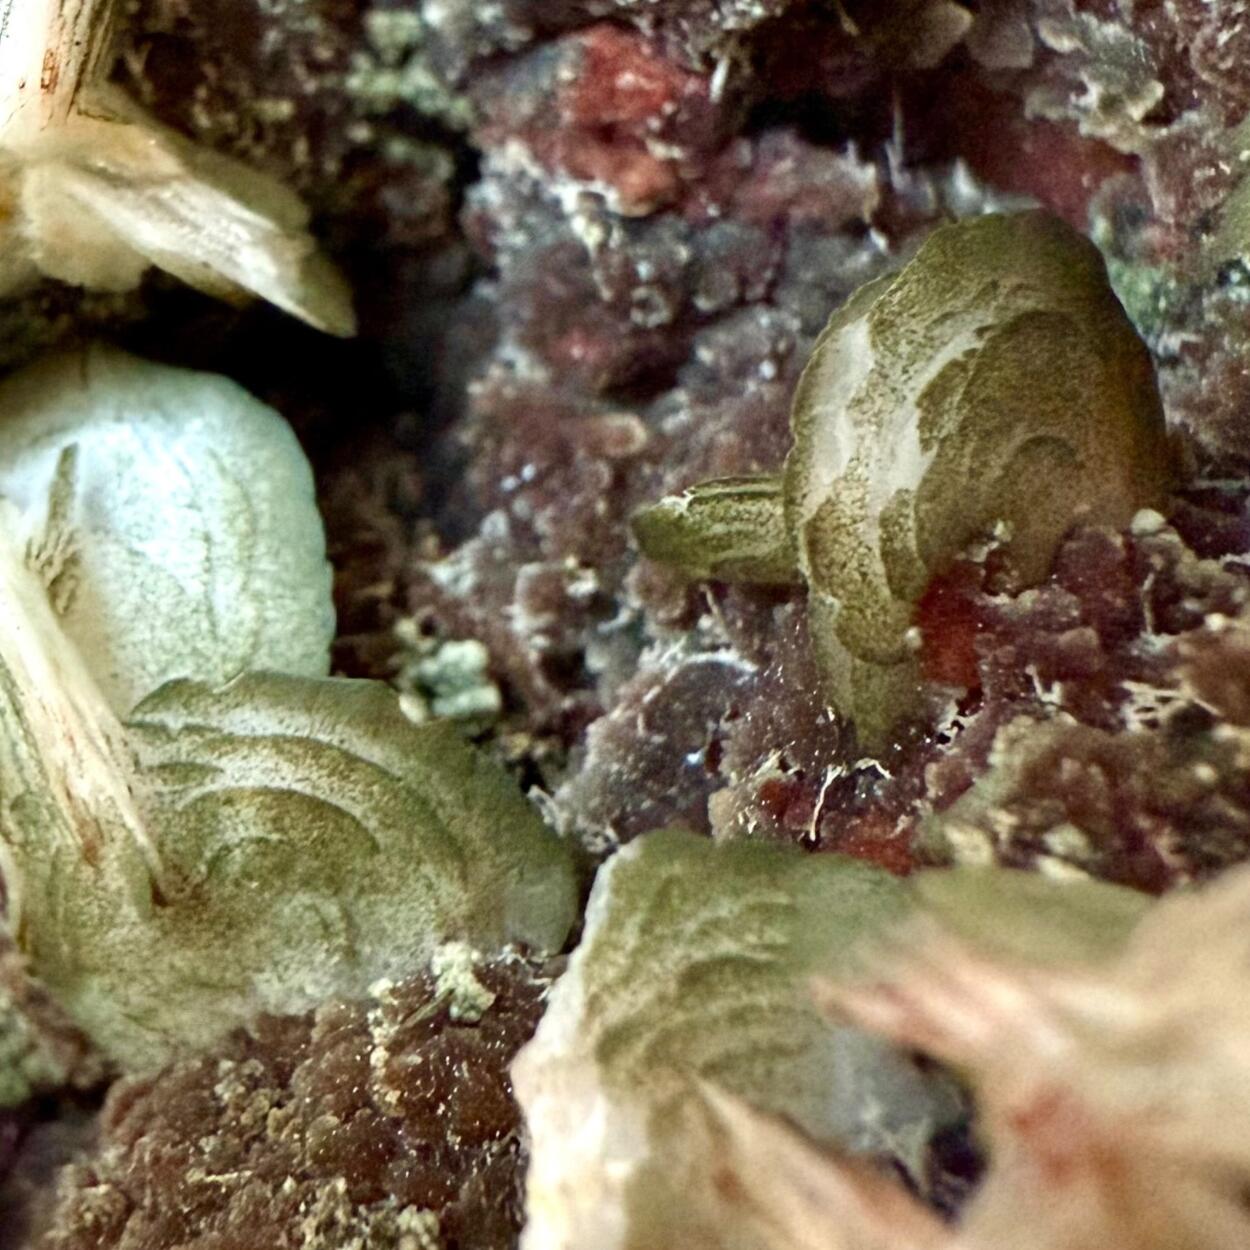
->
[[0, 345, 336, 712], [0, 0, 354, 332]]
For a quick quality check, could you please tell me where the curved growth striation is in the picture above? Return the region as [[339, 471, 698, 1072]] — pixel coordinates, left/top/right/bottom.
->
[[513, 828, 962, 1250], [0, 350, 577, 1069]]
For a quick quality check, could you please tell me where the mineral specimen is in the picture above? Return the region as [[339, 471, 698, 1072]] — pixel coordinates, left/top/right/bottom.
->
[[7, 0, 1250, 1245]]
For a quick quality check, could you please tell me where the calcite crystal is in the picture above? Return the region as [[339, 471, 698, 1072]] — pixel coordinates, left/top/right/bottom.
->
[[0, 346, 335, 712], [513, 830, 964, 1250], [634, 210, 1178, 749]]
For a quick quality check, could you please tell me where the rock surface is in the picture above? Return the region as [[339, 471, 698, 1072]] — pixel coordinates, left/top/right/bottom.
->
[[26, 953, 551, 1250]]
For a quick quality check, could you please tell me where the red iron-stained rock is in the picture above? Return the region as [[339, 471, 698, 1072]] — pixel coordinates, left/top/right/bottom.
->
[[472, 24, 720, 216], [34, 954, 553, 1250]]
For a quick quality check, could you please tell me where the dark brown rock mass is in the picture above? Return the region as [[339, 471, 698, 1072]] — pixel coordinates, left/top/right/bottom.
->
[[33, 953, 552, 1250]]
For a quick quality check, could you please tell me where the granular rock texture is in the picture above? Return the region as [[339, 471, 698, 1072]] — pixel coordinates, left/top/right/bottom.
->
[[117, 0, 463, 232], [554, 488, 1250, 888], [910, 494, 1250, 891], [31, 953, 552, 1250]]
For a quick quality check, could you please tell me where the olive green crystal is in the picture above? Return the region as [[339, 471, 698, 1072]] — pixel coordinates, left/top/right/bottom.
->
[[634, 211, 1177, 749]]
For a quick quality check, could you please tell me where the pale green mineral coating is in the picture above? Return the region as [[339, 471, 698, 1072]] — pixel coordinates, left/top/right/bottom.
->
[[6, 670, 576, 1068], [1212, 166, 1250, 278], [912, 864, 1150, 966], [344, 7, 474, 130], [571, 829, 911, 1117], [0, 345, 335, 714], [634, 211, 1177, 750], [786, 210, 1172, 665], [403, 637, 504, 723], [430, 942, 498, 1023]]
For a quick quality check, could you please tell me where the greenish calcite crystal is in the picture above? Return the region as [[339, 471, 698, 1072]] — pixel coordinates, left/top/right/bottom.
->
[[513, 829, 963, 1250], [634, 211, 1177, 750], [911, 862, 1150, 966], [514, 830, 1163, 1250], [5, 656, 579, 1067], [569, 830, 908, 1112], [630, 474, 800, 586], [1, 660, 577, 1068]]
